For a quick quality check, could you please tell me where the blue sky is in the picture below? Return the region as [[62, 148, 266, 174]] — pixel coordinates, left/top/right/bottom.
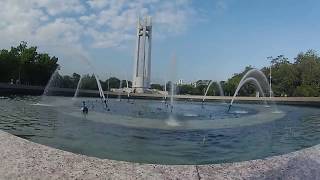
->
[[0, 0, 320, 83]]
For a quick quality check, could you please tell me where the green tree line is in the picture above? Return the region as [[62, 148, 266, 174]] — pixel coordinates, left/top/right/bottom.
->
[[52, 73, 132, 91], [0, 42, 132, 91], [0, 42, 59, 85], [223, 50, 320, 97]]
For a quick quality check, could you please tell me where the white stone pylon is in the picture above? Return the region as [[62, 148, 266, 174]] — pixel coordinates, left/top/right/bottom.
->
[[132, 16, 152, 93]]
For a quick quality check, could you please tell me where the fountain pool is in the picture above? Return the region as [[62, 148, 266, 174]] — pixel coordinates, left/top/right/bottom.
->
[[0, 95, 320, 165]]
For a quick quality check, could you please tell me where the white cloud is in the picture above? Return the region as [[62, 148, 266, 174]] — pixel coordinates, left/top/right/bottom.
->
[[153, 1, 196, 33], [0, 0, 86, 68], [0, 0, 201, 51], [87, 28, 135, 48], [79, 14, 97, 24], [34, 0, 86, 16], [35, 18, 83, 45], [0, 0, 44, 47], [87, 0, 110, 9], [85, 0, 199, 48]]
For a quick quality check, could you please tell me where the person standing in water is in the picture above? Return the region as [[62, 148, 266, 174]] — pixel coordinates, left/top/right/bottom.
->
[[82, 101, 88, 114], [104, 99, 110, 111]]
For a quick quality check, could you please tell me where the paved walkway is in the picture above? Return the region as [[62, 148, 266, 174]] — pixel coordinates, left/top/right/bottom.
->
[[1, 130, 320, 179]]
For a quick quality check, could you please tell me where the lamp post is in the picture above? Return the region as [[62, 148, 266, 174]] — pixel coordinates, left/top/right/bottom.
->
[[267, 56, 273, 98]]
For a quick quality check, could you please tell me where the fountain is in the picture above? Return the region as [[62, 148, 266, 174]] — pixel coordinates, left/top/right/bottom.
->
[[202, 81, 225, 102], [161, 81, 168, 103], [42, 67, 60, 97], [164, 56, 181, 127], [39, 51, 107, 107], [32, 66, 62, 106], [117, 79, 122, 101], [72, 73, 106, 102], [125, 79, 130, 101], [169, 55, 177, 112], [228, 69, 272, 111], [73, 75, 83, 99], [72, 52, 106, 102], [170, 81, 175, 113], [93, 73, 106, 102], [165, 80, 181, 127]]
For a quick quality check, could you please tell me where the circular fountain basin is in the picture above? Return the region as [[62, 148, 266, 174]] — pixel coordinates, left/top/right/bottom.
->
[[0, 96, 320, 165]]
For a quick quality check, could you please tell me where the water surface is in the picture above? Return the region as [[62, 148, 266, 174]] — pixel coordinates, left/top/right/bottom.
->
[[0, 96, 319, 165]]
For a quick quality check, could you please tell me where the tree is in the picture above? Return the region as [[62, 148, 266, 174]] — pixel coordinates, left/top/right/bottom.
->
[[0, 42, 59, 85], [106, 77, 120, 89], [151, 84, 163, 90], [178, 84, 194, 95], [81, 74, 98, 90], [264, 55, 299, 96], [294, 85, 319, 97], [223, 66, 255, 96], [72, 73, 81, 88], [121, 80, 127, 88], [295, 50, 320, 87]]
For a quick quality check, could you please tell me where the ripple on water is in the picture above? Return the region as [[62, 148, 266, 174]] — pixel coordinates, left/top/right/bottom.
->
[[165, 118, 181, 127], [232, 110, 248, 114], [183, 113, 199, 117], [30, 103, 54, 107]]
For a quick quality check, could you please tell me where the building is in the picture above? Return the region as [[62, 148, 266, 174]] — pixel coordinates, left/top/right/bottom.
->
[[132, 16, 152, 93], [177, 79, 184, 85], [192, 80, 211, 88]]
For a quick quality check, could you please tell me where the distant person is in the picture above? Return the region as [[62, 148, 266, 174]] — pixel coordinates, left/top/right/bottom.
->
[[103, 99, 110, 111], [82, 101, 88, 114]]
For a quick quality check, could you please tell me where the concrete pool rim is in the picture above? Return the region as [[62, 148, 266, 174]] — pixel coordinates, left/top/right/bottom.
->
[[0, 130, 319, 179]]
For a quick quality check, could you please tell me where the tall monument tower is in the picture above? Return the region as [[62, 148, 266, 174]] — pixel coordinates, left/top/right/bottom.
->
[[132, 16, 152, 93]]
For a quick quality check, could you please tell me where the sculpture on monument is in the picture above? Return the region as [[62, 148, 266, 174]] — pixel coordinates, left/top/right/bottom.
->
[[132, 16, 152, 93]]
